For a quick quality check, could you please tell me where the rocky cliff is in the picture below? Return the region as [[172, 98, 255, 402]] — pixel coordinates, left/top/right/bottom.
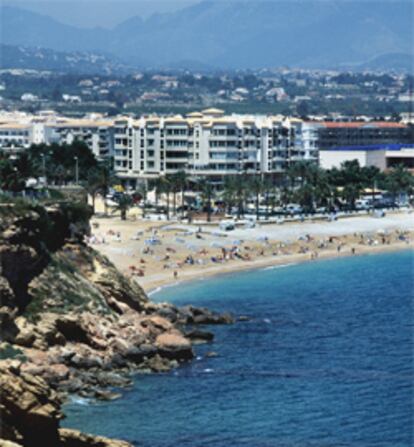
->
[[0, 200, 233, 446]]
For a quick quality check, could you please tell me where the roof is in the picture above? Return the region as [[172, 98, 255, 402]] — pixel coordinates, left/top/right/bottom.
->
[[186, 112, 204, 118], [0, 123, 31, 130], [324, 144, 414, 152], [315, 121, 407, 129], [201, 108, 225, 116]]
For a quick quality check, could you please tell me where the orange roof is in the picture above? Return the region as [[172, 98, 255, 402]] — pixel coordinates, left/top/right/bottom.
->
[[319, 122, 406, 129]]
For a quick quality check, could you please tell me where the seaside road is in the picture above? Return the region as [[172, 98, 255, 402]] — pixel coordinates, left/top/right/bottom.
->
[[229, 212, 414, 242]]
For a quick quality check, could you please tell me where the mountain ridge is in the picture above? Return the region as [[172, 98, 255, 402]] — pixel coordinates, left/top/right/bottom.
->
[[1, 1, 413, 70]]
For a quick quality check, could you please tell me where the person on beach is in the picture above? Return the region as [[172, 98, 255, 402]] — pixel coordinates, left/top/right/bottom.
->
[[174, 271, 178, 279]]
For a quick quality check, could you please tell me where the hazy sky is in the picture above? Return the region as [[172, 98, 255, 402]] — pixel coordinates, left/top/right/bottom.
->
[[3, 0, 200, 28]]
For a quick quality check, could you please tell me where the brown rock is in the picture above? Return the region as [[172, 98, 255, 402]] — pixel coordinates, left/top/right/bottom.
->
[[59, 428, 132, 447], [155, 332, 193, 360]]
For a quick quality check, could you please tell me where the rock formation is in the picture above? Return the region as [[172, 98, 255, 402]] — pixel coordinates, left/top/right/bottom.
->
[[0, 201, 234, 446]]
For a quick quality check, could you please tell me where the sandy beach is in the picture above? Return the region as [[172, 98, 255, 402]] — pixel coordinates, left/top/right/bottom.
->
[[87, 209, 414, 294]]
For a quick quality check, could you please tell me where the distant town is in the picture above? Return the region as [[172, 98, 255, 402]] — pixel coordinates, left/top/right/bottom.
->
[[0, 68, 413, 118]]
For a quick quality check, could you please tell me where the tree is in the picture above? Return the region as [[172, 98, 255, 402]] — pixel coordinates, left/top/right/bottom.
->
[[249, 175, 263, 220], [135, 181, 148, 218], [0, 155, 26, 192], [174, 170, 188, 219], [197, 178, 214, 222], [28, 141, 98, 185], [85, 168, 103, 214], [328, 160, 364, 210], [384, 164, 413, 203], [231, 174, 247, 219], [84, 162, 115, 215], [222, 176, 237, 215], [112, 194, 134, 221]]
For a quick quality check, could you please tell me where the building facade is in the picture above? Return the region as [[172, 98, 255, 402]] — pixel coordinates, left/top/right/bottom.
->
[[319, 144, 414, 172], [312, 121, 412, 150], [113, 109, 318, 187], [1, 109, 413, 184]]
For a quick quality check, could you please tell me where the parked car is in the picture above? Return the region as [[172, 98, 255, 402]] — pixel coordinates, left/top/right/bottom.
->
[[284, 203, 303, 215]]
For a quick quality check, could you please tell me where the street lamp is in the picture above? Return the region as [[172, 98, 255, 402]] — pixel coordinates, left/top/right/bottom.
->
[[40, 153, 47, 186], [74, 156, 79, 185]]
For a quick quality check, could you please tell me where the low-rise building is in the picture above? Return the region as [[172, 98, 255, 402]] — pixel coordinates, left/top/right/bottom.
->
[[311, 121, 411, 150], [319, 144, 414, 172]]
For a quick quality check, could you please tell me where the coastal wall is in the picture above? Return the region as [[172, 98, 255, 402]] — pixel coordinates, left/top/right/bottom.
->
[[0, 201, 233, 446]]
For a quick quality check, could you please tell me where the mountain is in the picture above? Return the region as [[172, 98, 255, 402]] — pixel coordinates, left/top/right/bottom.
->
[[1, 1, 413, 70], [0, 44, 133, 74]]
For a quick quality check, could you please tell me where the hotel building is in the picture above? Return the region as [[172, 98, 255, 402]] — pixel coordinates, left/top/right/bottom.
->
[[113, 108, 318, 187]]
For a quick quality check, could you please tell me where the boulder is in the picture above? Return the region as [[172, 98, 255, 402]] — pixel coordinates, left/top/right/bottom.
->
[[185, 329, 214, 344], [0, 361, 62, 447], [155, 332, 193, 360], [59, 428, 132, 447]]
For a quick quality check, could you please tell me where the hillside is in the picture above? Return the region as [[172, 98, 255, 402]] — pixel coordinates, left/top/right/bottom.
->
[[1, 1, 413, 70], [0, 44, 133, 74]]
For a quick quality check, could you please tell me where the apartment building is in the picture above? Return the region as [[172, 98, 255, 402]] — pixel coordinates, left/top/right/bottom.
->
[[45, 118, 114, 159], [0, 112, 114, 159], [1, 110, 411, 185], [112, 109, 315, 187], [0, 123, 32, 153]]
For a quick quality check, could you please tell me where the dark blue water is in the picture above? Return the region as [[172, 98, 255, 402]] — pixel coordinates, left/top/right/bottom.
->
[[64, 251, 414, 447]]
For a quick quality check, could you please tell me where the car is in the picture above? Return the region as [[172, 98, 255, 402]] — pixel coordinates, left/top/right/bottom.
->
[[373, 199, 397, 209], [284, 203, 303, 215]]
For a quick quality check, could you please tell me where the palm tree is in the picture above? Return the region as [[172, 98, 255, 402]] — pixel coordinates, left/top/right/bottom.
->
[[249, 175, 263, 220], [222, 176, 236, 215], [99, 162, 116, 216], [112, 194, 134, 221], [135, 181, 148, 218], [197, 178, 214, 222], [384, 164, 413, 203], [84, 163, 116, 215], [175, 170, 188, 219], [262, 177, 273, 219], [170, 174, 179, 217], [231, 174, 247, 219], [85, 168, 103, 213], [149, 177, 165, 211]]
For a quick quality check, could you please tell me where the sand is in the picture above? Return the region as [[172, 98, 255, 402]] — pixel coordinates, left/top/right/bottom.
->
[[87, 208, 414, 294]]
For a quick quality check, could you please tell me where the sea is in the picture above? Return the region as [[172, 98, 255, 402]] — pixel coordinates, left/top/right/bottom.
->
[[63, 250, 414, 447]]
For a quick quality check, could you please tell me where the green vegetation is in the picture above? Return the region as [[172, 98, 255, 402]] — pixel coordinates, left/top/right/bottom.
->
[[0, 343, 27, 362]]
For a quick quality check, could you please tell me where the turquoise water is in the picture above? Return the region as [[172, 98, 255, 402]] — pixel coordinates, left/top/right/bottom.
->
[[64, 251, 414, 446]]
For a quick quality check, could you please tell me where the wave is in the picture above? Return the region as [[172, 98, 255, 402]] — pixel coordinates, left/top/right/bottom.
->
[[262, 263, 297, 271], [148, 281, 182, 298], [69, 396, 92, 406]]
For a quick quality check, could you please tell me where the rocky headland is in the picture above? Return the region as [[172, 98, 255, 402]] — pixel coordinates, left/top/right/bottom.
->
[[0, 201, 233, 446]]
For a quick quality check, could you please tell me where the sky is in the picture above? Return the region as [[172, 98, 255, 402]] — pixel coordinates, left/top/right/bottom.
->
[[3, 0, 200, 28]]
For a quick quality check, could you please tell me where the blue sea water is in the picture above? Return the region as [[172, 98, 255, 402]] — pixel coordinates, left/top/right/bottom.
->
[[64, 251, 414, 447]]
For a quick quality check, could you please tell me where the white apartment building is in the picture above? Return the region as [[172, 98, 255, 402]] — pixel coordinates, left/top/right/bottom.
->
[[0, 112, 114, 159], [45, 118, 114, 159], [113, 109, 317, 187], [0, 123, 32, 153]]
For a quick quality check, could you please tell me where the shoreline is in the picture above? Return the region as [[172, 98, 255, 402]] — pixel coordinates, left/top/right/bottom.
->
[[87, 211, 413, 298], [143, 241, 413, 296]]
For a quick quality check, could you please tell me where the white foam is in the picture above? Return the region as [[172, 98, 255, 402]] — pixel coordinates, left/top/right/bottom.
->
[[262, 263, 297, 271], [70, 396, 91, 406]]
